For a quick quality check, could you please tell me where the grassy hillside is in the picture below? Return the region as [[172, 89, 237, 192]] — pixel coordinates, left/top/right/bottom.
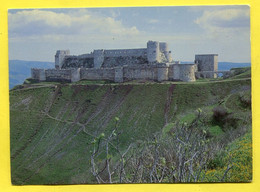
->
[[10, 71, 251, 184]]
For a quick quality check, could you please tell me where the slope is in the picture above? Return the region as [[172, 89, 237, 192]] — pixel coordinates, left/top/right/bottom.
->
[[10, 76, 251, 184]]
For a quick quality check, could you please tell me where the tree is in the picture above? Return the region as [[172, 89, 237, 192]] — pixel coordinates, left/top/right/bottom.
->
[[89, 110, 232, 183]]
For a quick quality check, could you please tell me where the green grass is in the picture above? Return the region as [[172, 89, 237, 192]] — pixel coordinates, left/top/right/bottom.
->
[[73, 79, 113, 85], [162, 122, 175, 136], [230, 67, 251, 79], [179, 113, 196, 123], [10, 77, 252, 184], [208, 125, 224, 136]]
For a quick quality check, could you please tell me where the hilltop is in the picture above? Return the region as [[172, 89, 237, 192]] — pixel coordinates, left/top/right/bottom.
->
[[10, 67, 252, 184]]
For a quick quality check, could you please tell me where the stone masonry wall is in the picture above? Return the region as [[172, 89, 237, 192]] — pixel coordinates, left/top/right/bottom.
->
[[168, 64, 196, 82], [32, 64, 196, 83], [56, 41, 173, 70], [123, 65, 157, 81], [195, 54, 218, 78], [62, 56, 94, 69], [31, 68, 46, 81], [102, 56, 148, 68], [178, 64, 196, 82], [80, 68, 115, 81], [45, 69, 72, 82], [104, 48, 147, 57]]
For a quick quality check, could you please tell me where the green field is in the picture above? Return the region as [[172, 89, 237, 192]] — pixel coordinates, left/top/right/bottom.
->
[[10, 68, 252, 184]]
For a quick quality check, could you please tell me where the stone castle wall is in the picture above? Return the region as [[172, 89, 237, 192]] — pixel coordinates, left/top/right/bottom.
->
[[45, 69, 72, 82], [57, 41, 173, 69], [32, 63, 196, 83], [31, 68, 46, 81], [102, 56, 148, 68], [80, 68, 115, 81], [104, 48, 147, 57], [123, 65, 157, 81], [32, 41, 218, 84], [62, 48, 148, 69], [62, 56, 94, 69]]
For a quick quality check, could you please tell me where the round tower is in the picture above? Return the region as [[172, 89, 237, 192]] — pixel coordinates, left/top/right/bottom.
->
[[147, 41, 160, 63], [159, 42, 172, 62], [179, 64, 196, 82], [159, 42, 168, 53]]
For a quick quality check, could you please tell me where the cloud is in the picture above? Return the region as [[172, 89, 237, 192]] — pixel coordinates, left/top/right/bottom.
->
[[194, 8, 250, 32], [9, 10, 72, 29], [8, 9, 140, 40], [148, 19, 159, 24], [8, 7, 251, 63]]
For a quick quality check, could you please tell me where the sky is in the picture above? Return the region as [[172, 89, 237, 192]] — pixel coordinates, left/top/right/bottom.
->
[[8, 6, 250, 63]]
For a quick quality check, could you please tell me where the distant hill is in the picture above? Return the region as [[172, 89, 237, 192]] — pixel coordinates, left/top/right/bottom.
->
[[9, 60, 251, 89], [181, 61, 251, 71], [217, 62, 251, 71], [9, 60, 53, 89]]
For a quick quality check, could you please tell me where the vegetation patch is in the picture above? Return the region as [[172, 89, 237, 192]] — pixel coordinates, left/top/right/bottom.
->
[[204, 131, 252, 182], [10, 76, 252, 184]]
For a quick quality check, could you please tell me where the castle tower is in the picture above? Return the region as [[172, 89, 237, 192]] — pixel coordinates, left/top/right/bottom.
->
[[159, 42, 172, 62], [147, 41, 160, 63], [195, 54, 218, 78], [93, 49, 105, 68], [55, 50, 70, 69]]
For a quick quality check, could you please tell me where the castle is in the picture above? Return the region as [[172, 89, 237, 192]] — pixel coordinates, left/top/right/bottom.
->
[[31, 41, 228, 83]]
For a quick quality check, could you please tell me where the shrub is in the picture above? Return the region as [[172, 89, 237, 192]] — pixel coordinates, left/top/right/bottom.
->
[[212, 106, 239, 130], [223, 114, 238, 130], [207, 151, 226, 169], [239, 92, 251, 109], [11, 84, 24, 90], [212, 106, 229, 125], [23, 78, 39, 84]]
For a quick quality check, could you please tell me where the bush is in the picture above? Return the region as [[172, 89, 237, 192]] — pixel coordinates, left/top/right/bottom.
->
[[212, 106, 229, 124], [212, 106, 238, 130], [23, 78, 39, 84], [11, 84, 24, 90], [207, 152, 226, 170], [239, 92, 251, 109]]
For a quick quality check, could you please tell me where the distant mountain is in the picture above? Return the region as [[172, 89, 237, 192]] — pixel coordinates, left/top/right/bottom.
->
[[181, 61, 251, 71], [217, 62, 251, 71], [9, 60, 53, 89]]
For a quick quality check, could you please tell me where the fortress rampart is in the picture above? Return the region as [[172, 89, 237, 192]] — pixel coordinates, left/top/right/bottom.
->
[[31, 41, 220, 83], [31, 63, 196, 83]]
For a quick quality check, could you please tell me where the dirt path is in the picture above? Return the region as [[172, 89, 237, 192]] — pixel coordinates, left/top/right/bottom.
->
[[164, 84, 175, 125]]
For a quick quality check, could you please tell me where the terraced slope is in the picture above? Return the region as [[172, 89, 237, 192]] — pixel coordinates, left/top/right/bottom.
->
[[10, 77, 251, 184]]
